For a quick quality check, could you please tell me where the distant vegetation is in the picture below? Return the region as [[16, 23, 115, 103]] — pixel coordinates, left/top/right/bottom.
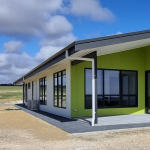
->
[[0, 83, 14, 86], [0, 86, 23, 104]]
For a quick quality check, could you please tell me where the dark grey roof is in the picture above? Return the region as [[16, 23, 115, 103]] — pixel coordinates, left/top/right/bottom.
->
[[75, 29, 150, 50], [14, 29, 150, 84]]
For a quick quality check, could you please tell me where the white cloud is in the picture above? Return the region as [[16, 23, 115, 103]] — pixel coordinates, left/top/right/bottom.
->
[[35, 46, 63, 62], [0, 0, 115, 38], [107, 31, 123, 36], [116, 31, 123, 35], [40, 33, 77, 47], [3, 41, 24, 54], [66, 0, 115, 22], [0, 0, 116, 83], [0, 52, 39, 83], [44, 15, 73, 37], [0, 0, 64, 37], [0, 52, 37, 75]]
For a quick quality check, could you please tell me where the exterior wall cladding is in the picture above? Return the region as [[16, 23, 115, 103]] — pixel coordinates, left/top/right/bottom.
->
[[71, 45, 150, 118], [24, 62, 71, 118]]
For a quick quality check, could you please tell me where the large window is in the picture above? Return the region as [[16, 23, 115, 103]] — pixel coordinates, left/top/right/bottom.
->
[[85, 69, 138, 109], [39, 77, 47, 105], [54, 70, 66, 108]]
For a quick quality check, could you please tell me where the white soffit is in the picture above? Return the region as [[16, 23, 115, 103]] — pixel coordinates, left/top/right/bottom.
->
[[96, 38, 150, 56], [22, 59, 70, 82]]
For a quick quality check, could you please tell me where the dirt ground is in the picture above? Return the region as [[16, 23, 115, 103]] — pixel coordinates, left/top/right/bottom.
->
[[1, 106, 150, 150]]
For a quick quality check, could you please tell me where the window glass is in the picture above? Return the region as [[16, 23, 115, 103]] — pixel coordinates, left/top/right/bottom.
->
[[97, 70, 103, 95], [59, 96, 61, 107], [85, 95, 92, 109], [122, 96, 136, 107], [63, 74, 66, 95], [85, 69, 103, 95], [122, 96, 128, 106], [122, 71, 137, 95], [54, 76, 57, 95], [58, 74, 61, 96], [85, 69, 92, 95], [39, 77, 47, 105], [104, 70, 119, 95], [104, 96, 120, 107], [98, 96, 103, 108], [129, 96, 136, 106], [85, 69, 137, 109], [53, 70, 66, 108], [45, 77, 47, 100]]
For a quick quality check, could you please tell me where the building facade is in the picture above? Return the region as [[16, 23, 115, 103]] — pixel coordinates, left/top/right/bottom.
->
[[14, 29, 150, 120]]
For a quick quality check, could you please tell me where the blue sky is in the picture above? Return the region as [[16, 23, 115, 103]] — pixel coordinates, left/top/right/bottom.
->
[[0, 0, 150, 83]]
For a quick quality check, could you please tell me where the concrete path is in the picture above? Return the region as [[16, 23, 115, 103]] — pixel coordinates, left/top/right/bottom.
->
[[14, 104, 150, 134], [86, 114, 150, 126]]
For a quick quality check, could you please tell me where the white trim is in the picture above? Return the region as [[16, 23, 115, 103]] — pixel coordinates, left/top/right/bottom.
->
[[66, 50, 96, 126]]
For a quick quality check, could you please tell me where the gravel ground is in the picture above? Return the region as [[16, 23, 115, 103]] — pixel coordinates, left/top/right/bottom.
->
[[4, 100, 22, 104], [1, 106, 150, 150]]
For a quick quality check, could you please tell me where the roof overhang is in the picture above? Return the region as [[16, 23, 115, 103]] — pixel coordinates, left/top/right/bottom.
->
[[14, 29, 150, 85]]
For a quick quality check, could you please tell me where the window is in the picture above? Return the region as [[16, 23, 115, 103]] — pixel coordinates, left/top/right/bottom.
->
[[39, 77, 47, 105], [104, 70, 120, 107], [25, 84, 28, 102], [32, 81, 34, 100], [28, 82, 31, 89], [85, 69, 138, 109], [54, 70, 66, 108], [121, 71, 137, 107]]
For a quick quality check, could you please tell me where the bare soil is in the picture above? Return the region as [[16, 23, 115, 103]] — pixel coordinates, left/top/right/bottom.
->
[[1, 106, 150, 150]]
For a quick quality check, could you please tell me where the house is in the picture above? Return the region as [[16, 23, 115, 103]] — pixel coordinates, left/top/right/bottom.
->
[[14, 29, 150, 126]]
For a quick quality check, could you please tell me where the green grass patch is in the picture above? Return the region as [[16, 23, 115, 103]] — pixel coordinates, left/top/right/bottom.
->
[[0, 92, 22, 99], [0, 86, 23, 104], [0, 86, 22, 91]]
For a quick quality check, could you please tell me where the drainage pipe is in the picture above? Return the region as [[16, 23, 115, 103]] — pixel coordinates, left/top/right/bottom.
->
[[65, 50, 97, 126]]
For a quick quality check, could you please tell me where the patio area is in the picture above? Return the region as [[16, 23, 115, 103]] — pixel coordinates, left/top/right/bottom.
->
[[85, 114, 150, 126]]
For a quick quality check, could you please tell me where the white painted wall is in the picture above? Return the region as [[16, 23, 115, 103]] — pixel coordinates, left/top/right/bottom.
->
[[33, 80, 37, 100], [24, 62, 71, 118], [28, 83, 32, 100]]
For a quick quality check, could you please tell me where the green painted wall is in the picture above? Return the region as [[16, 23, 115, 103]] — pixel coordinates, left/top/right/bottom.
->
[[71, 46, 150, 118]]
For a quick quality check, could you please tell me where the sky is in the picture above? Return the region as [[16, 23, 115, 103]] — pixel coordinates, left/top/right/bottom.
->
[[0, 0, 150, 84]]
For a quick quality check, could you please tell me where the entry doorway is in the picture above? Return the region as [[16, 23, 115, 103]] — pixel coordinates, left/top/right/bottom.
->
[[145, 71, 150, 113]]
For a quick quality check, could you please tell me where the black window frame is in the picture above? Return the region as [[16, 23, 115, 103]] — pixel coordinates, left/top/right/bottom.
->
[[53, 69, 66, 109], [85, 68, 138, 109], [39, 77, 47, 105]]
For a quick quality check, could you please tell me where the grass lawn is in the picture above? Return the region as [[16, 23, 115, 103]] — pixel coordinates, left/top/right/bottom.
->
[[0, 86, 23, 104]]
